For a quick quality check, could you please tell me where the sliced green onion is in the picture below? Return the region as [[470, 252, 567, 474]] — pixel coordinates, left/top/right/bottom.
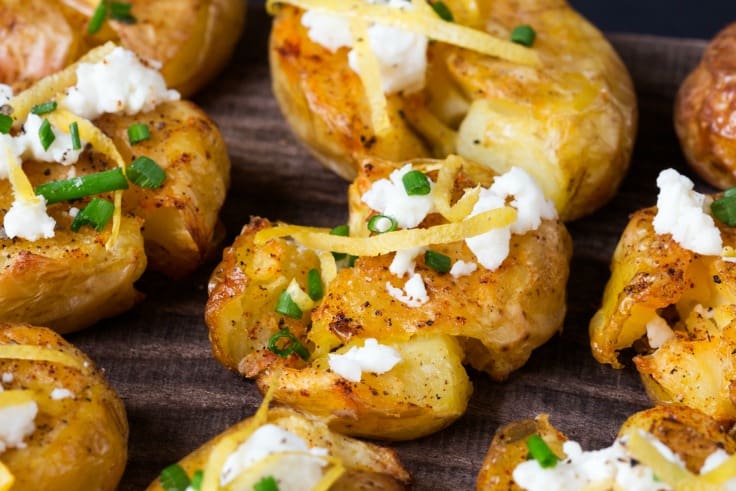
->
[[431, 1, 453, 22], [306, 268, 323, 301], [70, 122, 81, 151], [189, 470, 204, 491], [159, 463, 190, 491], [275, 291, 303, 320], [110, 1, 136, 23], [71, 198, 115, 232], [526, 434, 558, 468], [402, 170, 431, 196], [711, 195, 736, 226], [511, 25, 536, 47], [424, 250, 451, 273], [254, 476, 280, 491], [127, 156, 166, 188], [38, 118, 55, 151], [0, 114, 12, 134], [330, 224, 350, 260], [127, 123, 150, 145], [268, 327, 310, 360], [87, 0, 108, 34], [35, 168, 129, 204], [30, 101, 57, 115], [367, 214, 398, 234]]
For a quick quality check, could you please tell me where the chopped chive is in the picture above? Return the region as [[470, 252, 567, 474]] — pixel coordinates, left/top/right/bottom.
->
[[275, 291, 303, 320], [0, 114, 12, 134], [87, 0, 108, 34], [30, 101, 57, 115], [268, 327, 310, 360], [35, 168, 129, 204], [71, 198, 115, 232], [330, 224, 350, 260], [306, 269, 323, 301], [511, 25, 536, 47], [159, 463, 190, 491], [189, 470, 204, 491], [70, 122, 81, 151], [431, 1, 453, 22], [424, 250, 451, 273], [38, 119, 55, 151], [526, 435, 558, 468], [711, 195, 736, 226], [367, 214, 397, 234], [402, 170, 431, 196], [254, 476, 280, 491], [109, 2, 136, 23], [127, 156, 166, 188], [347, 255, 357, 267], [127, 123, 150, 145]]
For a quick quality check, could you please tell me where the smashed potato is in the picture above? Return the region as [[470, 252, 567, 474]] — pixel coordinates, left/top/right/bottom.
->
[[0, 323, 128, 491], [207, 156, 571, 439], [269, 0, 637, 220]]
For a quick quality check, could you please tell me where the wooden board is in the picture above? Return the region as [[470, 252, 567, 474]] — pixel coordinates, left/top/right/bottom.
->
[[67, 10, 712, 490]]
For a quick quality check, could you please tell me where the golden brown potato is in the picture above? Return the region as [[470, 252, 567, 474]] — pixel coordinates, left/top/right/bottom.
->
[[675, 22, 736, 189], [0, 0, 245, 96], [270, 0, 637, 220], [207, 156, 571, 439], [590, 206, 736, 423], [476, 405, 736, 491], [0, 323, 128, 491], [145, 406, 411, 491]]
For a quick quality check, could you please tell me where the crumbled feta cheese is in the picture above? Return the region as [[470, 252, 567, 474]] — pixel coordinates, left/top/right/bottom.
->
[[450, 260, 477, 278], [50, 388, 74, 400], [302, 0, 427, 94], [386, 272, 429, 307], [64, 47, 180, 120], [21, 114, 85, 166], [0, 401, 38, 453], [328, 338, 402, 382], [361, 164, 435, 228], [1, 373, 13, 384], [645, 315, 675, 349], [0, 84, 12, 106], [653, 168, 722, 255], [466, 167, 556, 270], [68, 207, 79, 218], [389, 246, 426, 278], [220, 424, 328, 489], [4, 197, 55, 241]]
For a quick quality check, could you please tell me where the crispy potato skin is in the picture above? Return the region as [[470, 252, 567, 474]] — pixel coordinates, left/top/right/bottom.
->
[[590, 206, 736, 422], [144, 407, 411, 491], [675, 23, 736, 189], [270, 0, 636, 220], [0, 0, 245, 96], [0, 323, 128, 491]]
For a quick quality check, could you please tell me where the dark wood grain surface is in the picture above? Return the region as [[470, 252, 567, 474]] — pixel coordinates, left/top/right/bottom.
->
[[66, 10, 712, 490]]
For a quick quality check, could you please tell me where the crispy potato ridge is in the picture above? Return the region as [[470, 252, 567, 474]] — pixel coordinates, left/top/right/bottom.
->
[[0, 323, 128, 491]]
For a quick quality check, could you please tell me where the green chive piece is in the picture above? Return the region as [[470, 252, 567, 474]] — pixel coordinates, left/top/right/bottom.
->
[[347, 255, 358, 267], [511, 24, 536, 47], [88, 0, 108, 34], [127, 123, 150, 145], [35, 168, 129, 204], [127, 156, 166, 188], [109, 2, 136, 23], [0, 114, 12, 134], [268, 327, 310, 360], [70, 122, 81, 151], [367, 214, 398, 234], [189, 470, 204, 491], [526, 434, 558, 468], [424, 250, 451, 273], [30, 101, 57, 115], [254, 476, 280, 491], [159, 463, 190, 491], [275, 291, 303, 320], [724, 187, 736, 199], [38, 119, 55, 151], [71, 198, 115, 232], [306, 269, 323, 301], [431, 1, 453, 22], [711, 195, 736, 226], [402, 170, 431, 196], [330, 224, 350, 260]]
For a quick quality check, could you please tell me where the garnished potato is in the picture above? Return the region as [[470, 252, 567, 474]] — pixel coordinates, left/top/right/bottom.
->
[[0, 323, 128, 491], [269, 0, 637, 220], [0, 0, 245, 96], [675, 22, 736, 189]]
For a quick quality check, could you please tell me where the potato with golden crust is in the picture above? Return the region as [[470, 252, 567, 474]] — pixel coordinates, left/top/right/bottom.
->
[[269, 0, 636, 220], [145, 406, 411, 491], [675, 22, 736, 189], [0, 0, 245, 96], [0, 322, 128, 491]]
